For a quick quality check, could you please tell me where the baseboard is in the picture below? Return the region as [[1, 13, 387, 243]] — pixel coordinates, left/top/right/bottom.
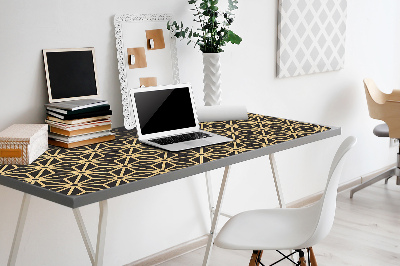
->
[[286, 175, 361, 208], [361, 163, 396, 183], [127, 163, 396, 265], [126, 235, 208, 266], [288, 163, 396, 208]]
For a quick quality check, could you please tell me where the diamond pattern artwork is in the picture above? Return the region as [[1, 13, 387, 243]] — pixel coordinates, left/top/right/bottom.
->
[[0, 114, 330, 196], [277, 0, 347, 78]]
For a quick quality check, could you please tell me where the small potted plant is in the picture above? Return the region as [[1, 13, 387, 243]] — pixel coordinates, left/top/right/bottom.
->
[[167, 0, 242, 106]]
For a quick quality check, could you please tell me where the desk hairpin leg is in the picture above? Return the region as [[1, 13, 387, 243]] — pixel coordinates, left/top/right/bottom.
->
[[73, 200, 108, 266], [73, 208, 95, 265], [205, 171, 234, 222], [8, 193, 31, 266], [202, 166, 231, 266], [205, 171, 215, 222], [269, 154, 286, 209], [269, 154, 295, 261]]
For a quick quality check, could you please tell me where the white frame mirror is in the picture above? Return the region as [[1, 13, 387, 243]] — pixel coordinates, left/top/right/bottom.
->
[[114, 13, 180, 130]]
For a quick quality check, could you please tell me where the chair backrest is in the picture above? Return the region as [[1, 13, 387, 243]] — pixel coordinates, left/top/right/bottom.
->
[[364, 78, 400, 105], [363, 78, 400, 138], [302, 136, 356, 248], [364, 78, 386, 120]]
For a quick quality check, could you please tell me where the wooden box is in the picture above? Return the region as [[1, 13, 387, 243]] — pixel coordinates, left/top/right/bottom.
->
[[0, 124, 48, 165]]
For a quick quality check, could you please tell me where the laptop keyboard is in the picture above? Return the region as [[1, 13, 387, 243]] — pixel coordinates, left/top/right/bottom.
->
[[149, 132, 211, 145]]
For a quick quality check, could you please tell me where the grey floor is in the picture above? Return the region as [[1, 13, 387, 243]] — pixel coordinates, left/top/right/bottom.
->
[[160, 178, 400, 266]]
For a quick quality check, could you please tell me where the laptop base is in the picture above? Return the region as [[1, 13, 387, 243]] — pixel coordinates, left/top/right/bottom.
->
[[141, 130, 232, 151]]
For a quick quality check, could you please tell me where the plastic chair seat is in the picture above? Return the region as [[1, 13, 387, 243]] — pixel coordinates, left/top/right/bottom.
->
[[215, 203, 320, 250], [214, 137, 357, 265]]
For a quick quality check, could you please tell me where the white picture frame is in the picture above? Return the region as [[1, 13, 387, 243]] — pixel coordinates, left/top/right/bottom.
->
[[114, 13, 180, 130], [43, 47, 100, 103]]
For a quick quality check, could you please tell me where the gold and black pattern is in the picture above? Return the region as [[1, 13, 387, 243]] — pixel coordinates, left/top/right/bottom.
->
[[0, 114, 330, 196]]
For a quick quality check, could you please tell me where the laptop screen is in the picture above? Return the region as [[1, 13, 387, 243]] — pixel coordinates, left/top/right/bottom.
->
[[134, 86, 196, 135]]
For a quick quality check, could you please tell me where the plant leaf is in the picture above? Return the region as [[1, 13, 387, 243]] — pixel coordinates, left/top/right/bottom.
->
[[226, 30, 242, 44], [200, 2, 208, 9], [228, 0, 238, 11]]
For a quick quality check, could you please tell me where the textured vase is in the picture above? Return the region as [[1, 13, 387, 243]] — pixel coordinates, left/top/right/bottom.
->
[[202, 53, 222, 106]]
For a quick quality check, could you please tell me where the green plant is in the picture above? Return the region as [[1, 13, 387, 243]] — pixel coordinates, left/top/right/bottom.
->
[[167, 0, 242, 53]]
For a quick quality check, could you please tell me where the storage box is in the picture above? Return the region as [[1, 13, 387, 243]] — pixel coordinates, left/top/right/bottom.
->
[[0, 124, 48, 165]]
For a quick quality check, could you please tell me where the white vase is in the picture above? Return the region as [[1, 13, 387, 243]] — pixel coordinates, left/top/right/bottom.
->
[[202, 53, 222, 106]]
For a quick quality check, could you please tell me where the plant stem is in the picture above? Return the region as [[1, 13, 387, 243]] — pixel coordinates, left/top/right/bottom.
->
[[195, 3, 207, 52]]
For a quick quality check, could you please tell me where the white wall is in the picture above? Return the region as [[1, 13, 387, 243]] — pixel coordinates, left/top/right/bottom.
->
[[1, 0, 400, 265]]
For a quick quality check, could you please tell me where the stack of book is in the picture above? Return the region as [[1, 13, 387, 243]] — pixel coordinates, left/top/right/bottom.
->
[[45, 99, 115, 148]]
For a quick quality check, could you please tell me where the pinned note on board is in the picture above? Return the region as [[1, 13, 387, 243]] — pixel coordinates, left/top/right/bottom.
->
[[139, 77, 157, 87], [127, 47, 147, 69], [145, 29, 165, 50]]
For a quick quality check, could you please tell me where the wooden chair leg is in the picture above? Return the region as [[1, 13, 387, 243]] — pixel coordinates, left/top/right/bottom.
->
[[249, 250, 263, 266], [308, 247, 318, 266]]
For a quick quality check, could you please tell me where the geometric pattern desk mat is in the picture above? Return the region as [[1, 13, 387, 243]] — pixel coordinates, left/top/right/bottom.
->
[[0, 113, 330, 196]]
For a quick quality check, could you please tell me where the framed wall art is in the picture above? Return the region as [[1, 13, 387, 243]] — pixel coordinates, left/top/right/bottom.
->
[[277, 0, 347, 78], [114, 13, 180, 129]]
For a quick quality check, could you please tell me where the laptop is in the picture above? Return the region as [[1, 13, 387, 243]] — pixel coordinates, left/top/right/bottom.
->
[[130, 84, 233, 151]]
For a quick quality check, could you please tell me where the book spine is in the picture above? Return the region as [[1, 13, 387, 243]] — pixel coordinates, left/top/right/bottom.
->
[[49, 134, 115, 148], [46, 107, 68, 114], [47, 110, 112, 120], [44, 100, 108, 111], [47, 105, 110, 115], [49, 124, 112, 136], [46, 120, 111, 130], [47, 111, 64, 119], [71, 101, 109, 111], [46, 115, 112, 125]]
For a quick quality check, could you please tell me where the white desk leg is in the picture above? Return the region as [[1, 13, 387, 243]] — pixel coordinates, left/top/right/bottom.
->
[[202, 166, 231, 266], [95, 200, 108, 266], [205, 171, 214, 222], [269, 154, 294, 260], [269, 153, 286, 208], [73, 208, 95, 265], [74, 200, 108, 266], [8, 193, 31, 266]]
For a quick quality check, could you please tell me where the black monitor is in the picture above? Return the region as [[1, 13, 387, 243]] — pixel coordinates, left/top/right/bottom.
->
[[43, 48, 99, 103]]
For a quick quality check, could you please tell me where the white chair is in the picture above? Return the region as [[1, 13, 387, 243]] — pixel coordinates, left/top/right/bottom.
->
[[214, 136, 356, 266]]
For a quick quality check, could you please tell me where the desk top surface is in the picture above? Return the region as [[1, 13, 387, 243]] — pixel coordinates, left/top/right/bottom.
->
[[0, 113, 339, 208]]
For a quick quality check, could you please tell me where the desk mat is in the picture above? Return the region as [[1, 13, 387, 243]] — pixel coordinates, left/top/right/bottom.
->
[[0, 114, 330, 196]]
